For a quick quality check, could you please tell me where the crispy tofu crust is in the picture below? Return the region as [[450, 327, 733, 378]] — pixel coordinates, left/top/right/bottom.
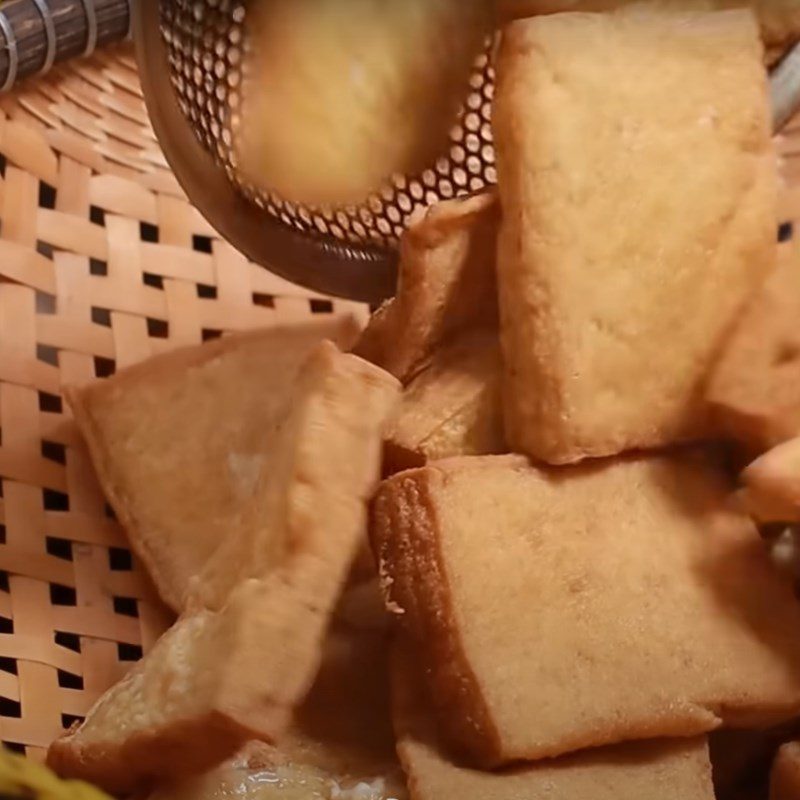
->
[[354, 193, 499, 383], [494, 7, 776, 463], [372, 455, 800, 767], [66, 318, 360, 610], [392, 644, 715, 800], [384, 330, 506, 473]]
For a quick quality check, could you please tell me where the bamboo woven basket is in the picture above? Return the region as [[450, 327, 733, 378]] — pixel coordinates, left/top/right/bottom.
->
[[0, 40, 798, 773]]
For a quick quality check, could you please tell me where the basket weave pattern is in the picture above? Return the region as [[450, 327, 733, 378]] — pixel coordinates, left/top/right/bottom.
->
[[0, 45, 367, 760], [0, 44, 798, 764]]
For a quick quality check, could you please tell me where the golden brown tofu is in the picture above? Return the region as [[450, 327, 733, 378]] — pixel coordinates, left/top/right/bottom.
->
[[393, 644, 716, 800], [707, 247, 800, 454], [355, 193, 498, 383], [66, 319, 360, 611], [372, 454, 800, 767], [494, 7, 776, 464], [384, 330, 505, 473], [497, 0, 800, 63]]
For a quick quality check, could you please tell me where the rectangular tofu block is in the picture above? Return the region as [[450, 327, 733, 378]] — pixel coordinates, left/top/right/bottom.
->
[[707, 247, 800, 453], [372, 454, 800, 766], [66, 318, 359, 610], [384, 330, 506, 473], [497, 1, 800, 63], [392, 645, 715, 800], [494, 7, 776, 463], [354, 192, 499, 383]]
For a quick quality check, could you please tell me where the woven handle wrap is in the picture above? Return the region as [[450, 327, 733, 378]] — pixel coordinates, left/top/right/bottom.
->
[[0, 0, 130, 91]]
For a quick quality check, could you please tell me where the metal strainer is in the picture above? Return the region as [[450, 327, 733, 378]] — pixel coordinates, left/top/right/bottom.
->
[[134, 0, 800, 303]]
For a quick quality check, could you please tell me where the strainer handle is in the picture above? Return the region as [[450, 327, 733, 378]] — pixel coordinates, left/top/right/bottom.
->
[[0, 0, 130, 91]]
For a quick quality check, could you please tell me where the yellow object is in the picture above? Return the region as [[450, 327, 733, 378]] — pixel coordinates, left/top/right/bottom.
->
[[0, 747, 111, 800], [237, 0, 491, 207]]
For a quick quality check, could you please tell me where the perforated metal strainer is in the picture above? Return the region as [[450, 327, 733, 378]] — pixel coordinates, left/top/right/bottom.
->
[[134, 0, 800, 303]]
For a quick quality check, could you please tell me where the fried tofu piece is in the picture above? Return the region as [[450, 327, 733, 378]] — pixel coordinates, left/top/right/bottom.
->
[[372, 454, 800, 767], [494, 8, 776, 464], [354, 193, 499, 383], [48, 580, 296, 795], [392, 645, 715, 800], [772, 742, 800, 799], [49, 345, 399, 793], [707, 249, 800, 454], [66, 318, 360, 611], [384, 330, 506, 473], [740, 437, 800, 522], [497, 1, 800, 63], [148, 614, 404, 800], [192, 342, 399, 611]]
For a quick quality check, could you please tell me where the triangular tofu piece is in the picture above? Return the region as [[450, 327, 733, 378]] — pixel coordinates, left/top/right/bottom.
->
[[67, 318, 359, 611], [354, 192, 498, 383], [707, 247, 800, 454], [384, 330, 506, 473], [372, 454, 800, 767], [392, 644, 716, 800], [49, 344, 399, 794], [495, 7, 776, 463]]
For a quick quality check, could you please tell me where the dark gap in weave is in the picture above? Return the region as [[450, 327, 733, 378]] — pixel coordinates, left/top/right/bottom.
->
[[143, 272, 164, 290], [146, 317, 169, 339], [0, 617, 13, 635], [192, 234, 213, 253], [779, 221, 794, 243], [35, 290, 57, 315], [43, 489, 69, 512], [202, 328, 223, 342], [54, 631, 81, 653], [310, 299, 334, 314], [89, 257, 108, 276], [38, 181, 56, 210], [140, 221, 159, 243], [0, 525, 5, 545], [0, 154, 8, 178], [57, 669, 83, 691], [45, 536, 73, 562], [36, 344, 59, 367], [0, 699, 21, 719], [41, 440, 66, 466], [89, 205, 106, 227], [104, 502, 117, 521], [196, 283, 217, 299], [0, 429, 3, 447], [50, 583, 77, 607], [38, 391, 63, 414], [61, 713, 84, 729], [108, 547, 132, 571], [0, 658, 16, 675], [118, 643, 143, 662], [113, 596, 138, 618], [3, 741, 25, 754], [35, 241, 55, 261], [94, 355, 116, 378], [91, 306, 112, 327], [252, 293, 275, 309], [0, 573, 9, 593]]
